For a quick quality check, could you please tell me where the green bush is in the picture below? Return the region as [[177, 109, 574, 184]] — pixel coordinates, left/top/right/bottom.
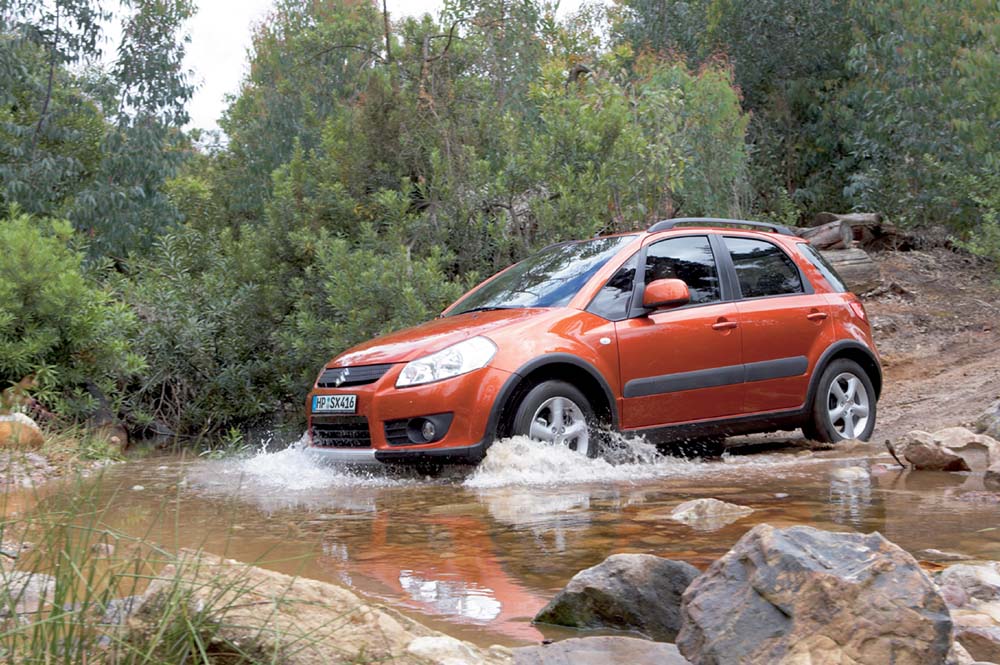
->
[[0, 208, 143, 417]]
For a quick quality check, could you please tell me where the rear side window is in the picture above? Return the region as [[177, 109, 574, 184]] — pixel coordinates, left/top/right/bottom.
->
[[725, 237, 803, 298], [588, 253, 638, 320], [644, 236, 721, 305], [798, 243, 848, 292]]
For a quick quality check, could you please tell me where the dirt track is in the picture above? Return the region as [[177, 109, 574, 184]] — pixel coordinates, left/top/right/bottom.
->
[[866, 248, 1000, 441]]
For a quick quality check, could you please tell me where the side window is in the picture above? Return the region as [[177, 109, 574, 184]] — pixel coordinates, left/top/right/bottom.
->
[[797, 243, 847, 292], [725, 237, 804, 298], [588, 253, 638, 320], [644, 236, 721, 305]]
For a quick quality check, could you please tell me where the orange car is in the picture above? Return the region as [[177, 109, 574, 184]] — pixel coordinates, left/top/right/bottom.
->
[[307, 218, 881, 465]]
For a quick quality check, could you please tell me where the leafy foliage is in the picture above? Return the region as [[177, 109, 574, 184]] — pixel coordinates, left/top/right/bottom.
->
[[0, 208, 143, 417]]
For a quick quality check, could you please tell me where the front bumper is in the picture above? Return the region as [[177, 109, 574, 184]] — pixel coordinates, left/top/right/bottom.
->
[[307, 439, 490, 465], [306, 364, 513, 464]]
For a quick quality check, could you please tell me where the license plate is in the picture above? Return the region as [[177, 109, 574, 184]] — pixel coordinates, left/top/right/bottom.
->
[[312, 394, 357, 413]]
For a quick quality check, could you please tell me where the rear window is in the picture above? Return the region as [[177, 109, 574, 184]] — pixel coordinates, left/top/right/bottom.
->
[[797, 243, 848, 292], [724, 237, 804, 298]]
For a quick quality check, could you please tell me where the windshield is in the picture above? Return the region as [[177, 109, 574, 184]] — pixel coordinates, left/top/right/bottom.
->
[[447, 235, 638, 316]]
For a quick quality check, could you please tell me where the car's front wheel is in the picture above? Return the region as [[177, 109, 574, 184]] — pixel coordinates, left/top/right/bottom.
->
[[512, 380, 597, 458], [805, 358, 877, 443]]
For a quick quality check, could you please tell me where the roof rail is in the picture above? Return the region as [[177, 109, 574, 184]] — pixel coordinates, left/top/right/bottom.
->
[[647, 217, 796, 236]]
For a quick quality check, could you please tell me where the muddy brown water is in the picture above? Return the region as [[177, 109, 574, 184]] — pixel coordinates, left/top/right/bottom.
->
[[8, 435, 1000, 647]]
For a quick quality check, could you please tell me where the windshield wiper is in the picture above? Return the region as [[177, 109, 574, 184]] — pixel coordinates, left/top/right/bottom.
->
[[456, 306, 518, 315]]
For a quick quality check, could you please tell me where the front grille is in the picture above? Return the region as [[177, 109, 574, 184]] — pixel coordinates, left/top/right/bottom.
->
[[317, 363, 394, 388], [311, 416, 371, 448]]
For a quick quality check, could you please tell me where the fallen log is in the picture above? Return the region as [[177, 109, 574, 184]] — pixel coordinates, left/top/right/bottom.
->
[[800, 220, 846, 250], [819, 248, 882, 294]]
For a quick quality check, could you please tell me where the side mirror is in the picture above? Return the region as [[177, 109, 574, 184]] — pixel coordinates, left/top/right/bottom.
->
[[642, 278, 690, 310]]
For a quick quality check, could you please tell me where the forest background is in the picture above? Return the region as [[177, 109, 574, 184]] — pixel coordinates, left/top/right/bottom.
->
[[1, 0, 997, 440]]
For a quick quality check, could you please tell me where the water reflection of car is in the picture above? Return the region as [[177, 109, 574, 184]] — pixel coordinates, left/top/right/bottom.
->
[[307, 218, 882, 466]]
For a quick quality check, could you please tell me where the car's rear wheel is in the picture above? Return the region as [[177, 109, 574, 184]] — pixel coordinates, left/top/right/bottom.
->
[[805, 358, 877, 443], [512, 381, 597, 458]]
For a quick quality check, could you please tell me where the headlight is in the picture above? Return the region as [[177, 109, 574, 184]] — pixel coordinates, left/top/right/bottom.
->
[[396, 336, 497, 388]]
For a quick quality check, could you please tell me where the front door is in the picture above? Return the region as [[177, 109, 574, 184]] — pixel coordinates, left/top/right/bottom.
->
[[616, 235, 744, 430]]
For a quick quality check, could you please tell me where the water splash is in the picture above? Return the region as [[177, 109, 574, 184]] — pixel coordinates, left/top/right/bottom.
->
[[463, 434, 697, 489]]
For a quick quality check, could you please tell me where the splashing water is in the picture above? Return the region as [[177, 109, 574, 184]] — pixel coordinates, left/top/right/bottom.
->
[[463, 434, 699, 489]]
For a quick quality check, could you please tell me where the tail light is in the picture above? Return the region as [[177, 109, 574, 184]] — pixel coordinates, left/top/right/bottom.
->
[[848, 298, 868, 322]]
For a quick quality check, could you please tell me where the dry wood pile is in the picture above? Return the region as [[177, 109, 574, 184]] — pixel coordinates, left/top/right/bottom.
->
[[797, 212, 904, 294]]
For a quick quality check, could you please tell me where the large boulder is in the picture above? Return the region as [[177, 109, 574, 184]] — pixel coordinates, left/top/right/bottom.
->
[[669, 498, 754, 531], [126, 551, 512, 665], [976, 400, 1000, 440], [533, 553, 700, 641], [0, 413, 44, 449], [933, 428, 1000, 470], [899, 429, 1000, 472], [900, 431, 971, 471], [937, 562, 1000, 664], [677, 524, 953, 665], [513, 637, 690, 665]]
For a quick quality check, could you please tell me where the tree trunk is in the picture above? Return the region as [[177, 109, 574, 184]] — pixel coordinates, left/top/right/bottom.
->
[[819, 248, 881, 294]]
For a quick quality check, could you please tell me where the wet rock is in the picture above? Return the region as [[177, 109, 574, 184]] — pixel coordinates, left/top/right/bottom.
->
[[668, 498, 754, 531], [976, 400, 1000, 440], [677, 524, 953, 665], [830, 465, 870, 482], [985, 463, 1000, 490], [933, 428, 1000, 470], [0, 413, 44, 449], [0, 570, 56, 617], [938, 564, 1000, 604], [920, 549, 975, 563], [956, 625, 1000, 663], [533, 553, 700, 641], [408, 635, 512, 664], [127, 551, 510, 665], [513, 637, 690, 664], [900, 431, 971, 471]]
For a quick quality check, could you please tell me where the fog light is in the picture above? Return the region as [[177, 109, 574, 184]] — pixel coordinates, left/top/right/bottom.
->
[[421, 420, 436, 441]]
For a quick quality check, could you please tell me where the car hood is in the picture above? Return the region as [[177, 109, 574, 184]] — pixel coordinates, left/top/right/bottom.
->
[[329, 308, 551, 367]]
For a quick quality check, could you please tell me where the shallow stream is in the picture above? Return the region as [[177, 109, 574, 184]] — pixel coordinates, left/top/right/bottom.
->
[[11, 435, 1000, 647]]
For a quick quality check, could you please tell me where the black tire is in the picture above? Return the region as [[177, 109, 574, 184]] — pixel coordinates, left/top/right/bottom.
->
[[657, 436, 727, 459], [512, 380, 599, 458], [805, 358, 877, 443]]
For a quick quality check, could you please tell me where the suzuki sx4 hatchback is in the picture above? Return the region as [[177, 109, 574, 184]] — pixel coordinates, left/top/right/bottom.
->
[[307, 218, 881, 465]]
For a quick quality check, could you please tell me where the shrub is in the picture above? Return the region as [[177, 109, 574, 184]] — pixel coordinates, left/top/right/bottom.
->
[[0, 208, 143, 418]]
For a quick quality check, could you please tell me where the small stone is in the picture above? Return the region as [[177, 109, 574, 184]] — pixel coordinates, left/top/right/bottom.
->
[[90, 543, 115, 557], [131, 485, 144, 491], [956, 625, 1000, 663], [919, 549, 974, 563], [774, 493, 789, 499], [985, 463, 1000, 490], [407, 635, 481, 664], [513, 637, 691, 665], [831, 466, 869, 482], [937, 564, 1000, 603], [669, 498, 754, 531]]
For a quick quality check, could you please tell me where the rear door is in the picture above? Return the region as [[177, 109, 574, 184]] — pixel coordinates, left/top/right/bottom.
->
[[615, 235, 744, 429], [721, 236, 836, 413]]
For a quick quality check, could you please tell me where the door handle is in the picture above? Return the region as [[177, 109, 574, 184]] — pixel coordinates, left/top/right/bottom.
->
[[806, 311, 829, 321], [711, 320, 739, 331]]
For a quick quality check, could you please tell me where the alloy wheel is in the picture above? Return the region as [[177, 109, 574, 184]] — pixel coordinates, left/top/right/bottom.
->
[[826, 372, 870, 440], [528, 396, 590, 455]]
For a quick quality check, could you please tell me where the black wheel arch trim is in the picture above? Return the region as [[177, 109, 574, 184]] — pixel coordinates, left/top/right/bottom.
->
[[487, 353, 619, 442], [808, 340, 883, 406]]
